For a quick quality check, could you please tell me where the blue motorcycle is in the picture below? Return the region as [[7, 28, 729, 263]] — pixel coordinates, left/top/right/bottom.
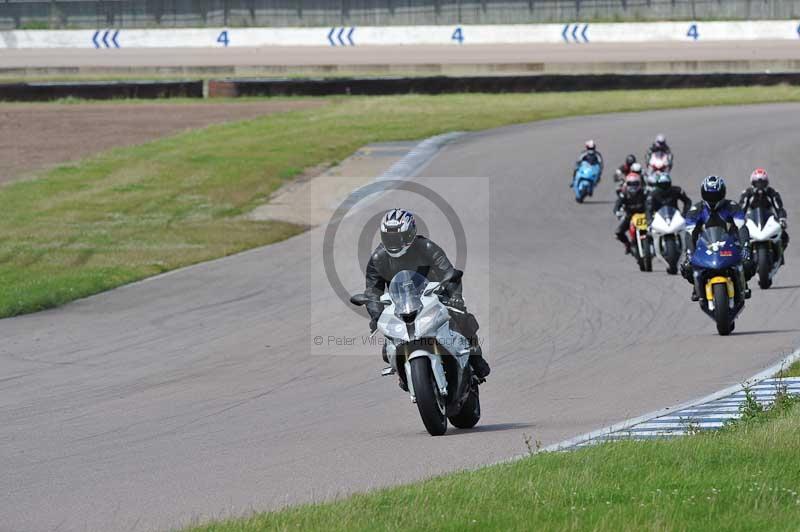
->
[[690, 226, 746, 336], [571, 161, 601, 203]]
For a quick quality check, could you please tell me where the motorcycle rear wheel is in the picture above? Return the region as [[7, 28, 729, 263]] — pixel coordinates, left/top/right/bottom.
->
[[713, 283, 733, 336], [410, 357, 448, 436]]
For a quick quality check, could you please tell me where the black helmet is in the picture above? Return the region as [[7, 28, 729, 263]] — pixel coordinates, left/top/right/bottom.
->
[[380, 209, 417, 258], [701, 176, 726, 209], [625, 154, 636, 166], [655, 172, 672, 191]]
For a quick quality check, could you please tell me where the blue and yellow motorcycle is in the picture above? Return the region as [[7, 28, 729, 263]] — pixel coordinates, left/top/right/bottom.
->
[[691, 226, 746, 336]]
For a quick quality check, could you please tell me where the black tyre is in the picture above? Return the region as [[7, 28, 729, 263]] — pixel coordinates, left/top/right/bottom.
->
[[713, 283, 732, 336], [448, 383, 481, 429], [664, 237, 679, 275], [643, 254, 653, 272], [410, 357, 447, 436], [757, 245, 773, 289]]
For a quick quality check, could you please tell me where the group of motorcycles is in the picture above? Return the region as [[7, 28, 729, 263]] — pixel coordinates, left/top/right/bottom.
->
[[342, 146, 788, 437], [572, 149, 787, 337]]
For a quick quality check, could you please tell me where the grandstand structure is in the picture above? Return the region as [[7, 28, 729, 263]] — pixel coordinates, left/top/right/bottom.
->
[[0, 0, 799, 29]]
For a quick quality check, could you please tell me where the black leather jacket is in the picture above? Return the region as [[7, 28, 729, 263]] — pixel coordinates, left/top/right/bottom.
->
[[739, 186, 787, 219], [646, 186, 692, 220], [614, 190, 647, 217], [364, 236, 461, 320]]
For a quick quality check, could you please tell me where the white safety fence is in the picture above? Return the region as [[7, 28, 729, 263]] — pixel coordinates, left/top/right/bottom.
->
[[0, 20, 798, 49]]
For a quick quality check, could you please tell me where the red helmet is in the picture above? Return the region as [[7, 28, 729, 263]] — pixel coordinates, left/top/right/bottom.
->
[[750, 168, 769, 190]]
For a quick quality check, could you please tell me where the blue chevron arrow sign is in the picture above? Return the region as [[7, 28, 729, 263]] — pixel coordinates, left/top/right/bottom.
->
[[92, 29, 120, 48], [561, 23, 589, 43], [328, 27, 356, 46]]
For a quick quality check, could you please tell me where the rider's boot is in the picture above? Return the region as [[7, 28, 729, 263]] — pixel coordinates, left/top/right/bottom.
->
[[469, 344, 490, 380], [735, 269, 751, 300], [616, 233, 632, 255], [692, 275, 704, 302]]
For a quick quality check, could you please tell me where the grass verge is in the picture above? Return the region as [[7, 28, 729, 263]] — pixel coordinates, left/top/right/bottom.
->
[[777, 359, 800, 378], [4, 86, 800, 317], [189, 397, 800, 531]]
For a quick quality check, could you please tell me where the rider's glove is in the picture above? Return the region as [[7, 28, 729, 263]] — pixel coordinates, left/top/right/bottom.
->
[[443, 295, 465, 310], [741, 244, 752, 262], [780, 218, 788, 229], [615, 209, 625, 220]]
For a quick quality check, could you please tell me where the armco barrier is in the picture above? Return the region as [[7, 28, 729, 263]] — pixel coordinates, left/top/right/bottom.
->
[[0, 80, 203, 102], [1, 20, 799, 48], [207, 73, 800, 98]]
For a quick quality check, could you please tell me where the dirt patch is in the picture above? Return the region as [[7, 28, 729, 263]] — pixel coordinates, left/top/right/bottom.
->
[[0, 99, 326, 183]]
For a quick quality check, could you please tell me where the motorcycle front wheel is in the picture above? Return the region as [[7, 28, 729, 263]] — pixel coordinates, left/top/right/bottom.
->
[[757, 245, 773, 289], [642, 237, 653, 272], [410, 357, 448, 436], [664, 237, 679, 275], [713, 283, 733, 336]]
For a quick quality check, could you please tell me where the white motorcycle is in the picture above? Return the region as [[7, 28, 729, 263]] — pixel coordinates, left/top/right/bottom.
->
[[745, 206, 784, 289], [350, 270, 481, 436], [649, 205, 686, 275]]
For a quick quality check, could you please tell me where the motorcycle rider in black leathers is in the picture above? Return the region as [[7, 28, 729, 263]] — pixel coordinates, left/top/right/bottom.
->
[[614, 154, 637, 188], [680, 176, 753, 302], [364, 209, 490, 381], [571, 139, 604, 187], [645, 172, 692, 223], [613, 174, 647, 254], [739, 168, 789, 263]]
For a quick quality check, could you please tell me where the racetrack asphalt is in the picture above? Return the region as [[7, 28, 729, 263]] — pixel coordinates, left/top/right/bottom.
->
[[2, 41, 799, 69], [1, 103, 798, 531]]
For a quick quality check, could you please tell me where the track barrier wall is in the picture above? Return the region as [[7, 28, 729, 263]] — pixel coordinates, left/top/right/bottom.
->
[[4, 72, 800, 101], [1, 20, 799, 48]]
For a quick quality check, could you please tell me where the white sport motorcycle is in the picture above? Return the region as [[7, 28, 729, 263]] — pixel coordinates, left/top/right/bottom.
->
[[649, 205, 686, 275], [350, 270, 481, 436], [745, 206, 784, 289]]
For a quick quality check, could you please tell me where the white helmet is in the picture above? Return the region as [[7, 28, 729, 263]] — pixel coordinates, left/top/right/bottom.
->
[[585, 139, 596, 150], [630, 162, 643, 174], [380, 209, 417, 258]]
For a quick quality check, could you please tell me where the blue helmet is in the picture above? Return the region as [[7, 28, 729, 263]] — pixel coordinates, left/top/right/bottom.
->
[[701, 175, 726, 208]]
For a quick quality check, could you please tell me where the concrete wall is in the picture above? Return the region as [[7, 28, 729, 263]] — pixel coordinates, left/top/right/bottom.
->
[[2, 20, 798, 48], [2, 0, 800, 30]]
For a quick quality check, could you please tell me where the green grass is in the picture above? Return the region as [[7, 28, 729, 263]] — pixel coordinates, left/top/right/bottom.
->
[[4, 86, 800, 318], [189, 399, 800, 532], [778, 359, 800, 378]]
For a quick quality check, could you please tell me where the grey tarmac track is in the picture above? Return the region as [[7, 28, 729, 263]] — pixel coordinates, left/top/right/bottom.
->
[[1, 103, 800, 532], [2, 41, 800, 69]]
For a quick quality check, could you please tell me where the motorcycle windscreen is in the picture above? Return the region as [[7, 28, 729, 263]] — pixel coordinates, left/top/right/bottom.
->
[[692, 226, 741, 269], [746, 206, 775, 229], [388, 270, 427, 316], [657, 205, 678, 223]]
